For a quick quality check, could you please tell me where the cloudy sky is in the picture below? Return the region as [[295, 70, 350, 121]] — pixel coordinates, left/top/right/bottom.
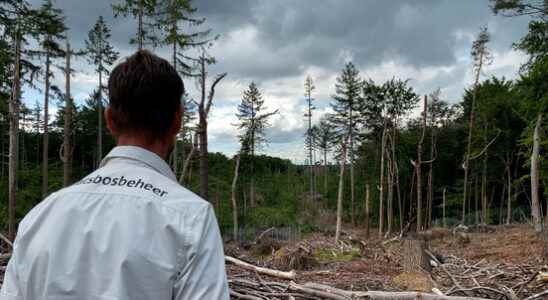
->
[[24, 0, 531, 162]]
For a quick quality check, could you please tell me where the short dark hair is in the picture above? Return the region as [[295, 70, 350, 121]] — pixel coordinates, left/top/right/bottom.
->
[[108, 50, 184, 140]]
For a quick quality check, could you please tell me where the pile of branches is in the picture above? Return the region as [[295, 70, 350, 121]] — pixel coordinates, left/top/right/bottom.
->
[[226, 256, 492, 300], [426, 250, 548, 300], [228, 277, 493, 300]]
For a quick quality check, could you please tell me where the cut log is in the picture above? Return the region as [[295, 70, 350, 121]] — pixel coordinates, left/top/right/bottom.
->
[[297, 282, 491, 300], [225, 256, 296, 280], [402, 238, 431, 273]]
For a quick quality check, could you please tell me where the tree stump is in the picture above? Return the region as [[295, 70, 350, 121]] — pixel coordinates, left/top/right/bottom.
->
[[402, 238, 431, 273]]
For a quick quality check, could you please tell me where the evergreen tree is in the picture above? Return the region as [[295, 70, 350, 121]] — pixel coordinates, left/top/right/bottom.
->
[[112, 0, 157, 50], [236, 82, 278, 207], [330, 62, 362, 226], [85, 16, 119, 167]]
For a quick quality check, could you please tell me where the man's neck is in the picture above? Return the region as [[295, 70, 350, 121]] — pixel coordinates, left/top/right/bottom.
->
[[116, 136, 171, 161]]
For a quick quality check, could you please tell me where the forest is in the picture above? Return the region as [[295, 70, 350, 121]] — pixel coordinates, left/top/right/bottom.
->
[[1, 0, 548, 299]]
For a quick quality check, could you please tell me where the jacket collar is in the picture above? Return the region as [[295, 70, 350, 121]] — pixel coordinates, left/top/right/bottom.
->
[[100, 146, 177, 182]]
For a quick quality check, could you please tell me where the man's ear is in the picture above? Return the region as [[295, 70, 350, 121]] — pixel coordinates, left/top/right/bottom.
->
[[105, 106, 117, 136]]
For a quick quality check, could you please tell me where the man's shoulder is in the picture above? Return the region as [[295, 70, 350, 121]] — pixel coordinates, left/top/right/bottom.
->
[[61, 163, 212, 215]]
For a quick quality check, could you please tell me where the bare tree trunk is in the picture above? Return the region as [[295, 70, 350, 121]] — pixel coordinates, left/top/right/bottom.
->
[[442, 188, 446, 228], [8, 34, 21, 241], [350, 139, 355, 227], [335, 137, 348, 243], [386, 147, 394, 235], [97, 64, 103, 167], [499, 182, 506, 225], [63, 41, 73, 186], [531, 113, 543, 232], [324, 149, 328, 197], [42, 50, 51, 198], [171, 40, 178, 174], [506, 165, 512, 225], [365, 183, 370, 239], [416, 95, 427, 231], [231, 155, 241, 241], [481, 154, 487, 224], [198, 57, 209, 201], [474, 177, 479, 225], [378, 120, 388, 236], [427, 169, 433, 228], [463, 51, 484, 224], [180, 131, 197, 184], [393, 142, 403, 231]]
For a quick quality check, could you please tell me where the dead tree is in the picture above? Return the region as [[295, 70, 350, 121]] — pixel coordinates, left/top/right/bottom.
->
[[412, 95, 428, 231], [197, 54, 226, 201]]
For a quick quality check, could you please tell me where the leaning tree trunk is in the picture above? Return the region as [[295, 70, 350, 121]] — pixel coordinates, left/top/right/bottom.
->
[[335, 137, 348, 243], [42, 50, 51, 198], [531, 113, 543, 232], [231, 155, 241, 241], [8, 34, 21, 241], [63, 41, 73, 186]]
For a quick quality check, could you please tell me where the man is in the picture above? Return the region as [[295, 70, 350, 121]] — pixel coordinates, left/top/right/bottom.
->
[[0, 50, 230, 300]]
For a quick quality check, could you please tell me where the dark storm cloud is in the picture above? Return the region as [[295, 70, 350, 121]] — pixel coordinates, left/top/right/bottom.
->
[[25, 0, 531, 160], [35, 0, 529, 81]]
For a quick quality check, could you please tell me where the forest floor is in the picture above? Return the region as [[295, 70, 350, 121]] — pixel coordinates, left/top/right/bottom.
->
[[225, 224, 547, 299]]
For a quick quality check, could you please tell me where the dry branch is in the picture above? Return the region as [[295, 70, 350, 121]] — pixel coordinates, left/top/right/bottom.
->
[[225, 256, 296, 280]]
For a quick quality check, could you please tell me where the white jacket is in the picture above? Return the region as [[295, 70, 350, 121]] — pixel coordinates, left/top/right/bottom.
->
[[0, 146, 230, 300]]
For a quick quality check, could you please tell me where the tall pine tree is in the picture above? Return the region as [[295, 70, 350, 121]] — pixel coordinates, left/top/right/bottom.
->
[[330, 62, 362, 227], [236, 82, 278, 208], [85, 16, 119, 166]]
